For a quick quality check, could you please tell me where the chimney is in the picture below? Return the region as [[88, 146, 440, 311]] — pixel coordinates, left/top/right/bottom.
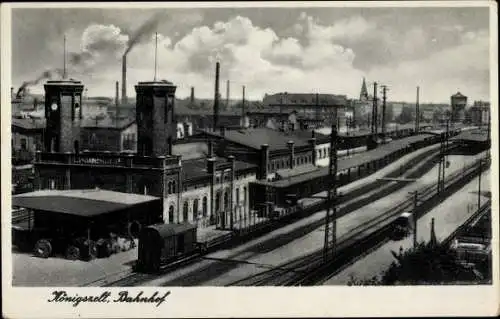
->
[[287, 140, 295, 169], [213, 62, 220, 130], [121, 55, 127, 104], [190, 87, 195, 104], [259, 144, 269, 180], [115, 81, 119, 107]]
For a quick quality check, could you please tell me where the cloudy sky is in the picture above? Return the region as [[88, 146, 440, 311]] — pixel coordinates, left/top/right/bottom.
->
[[12, 5, 491, 103]]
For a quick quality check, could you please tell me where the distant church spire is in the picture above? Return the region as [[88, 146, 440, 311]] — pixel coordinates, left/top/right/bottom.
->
[[360, 77, 369, 101]]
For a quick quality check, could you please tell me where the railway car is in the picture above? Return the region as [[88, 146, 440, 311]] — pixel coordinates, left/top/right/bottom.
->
[[136, 223, 198, 273]]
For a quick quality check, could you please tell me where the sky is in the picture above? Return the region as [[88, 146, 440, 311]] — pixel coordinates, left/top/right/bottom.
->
[[11, 5, 491, 103]]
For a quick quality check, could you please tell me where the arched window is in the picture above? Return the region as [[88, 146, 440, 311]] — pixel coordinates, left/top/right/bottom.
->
[[224, 191, 229, 210], [183, 201, 189, 222], [167, 181, 172, 194], [215, 192, 221, 212], [193, 198, 199, 220], [202, 196, 208, 217], [172, 180, 176, 193], [168, 205, 174, 223]]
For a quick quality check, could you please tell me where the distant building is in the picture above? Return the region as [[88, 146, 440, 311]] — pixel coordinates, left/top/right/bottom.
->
[[262, 92, 347, 125], [468, 101, 490, 125], [451, 92, 468, 122]]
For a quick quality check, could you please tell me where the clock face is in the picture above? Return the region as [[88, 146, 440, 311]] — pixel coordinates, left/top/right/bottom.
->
[[51, 103, 58, 111]]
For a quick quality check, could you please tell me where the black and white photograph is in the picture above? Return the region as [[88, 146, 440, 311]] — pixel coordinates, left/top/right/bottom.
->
[[1, 1, 498, 318]]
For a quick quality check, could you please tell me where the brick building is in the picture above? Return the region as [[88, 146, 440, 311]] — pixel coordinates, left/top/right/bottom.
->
[[34, 78, 259, 230]]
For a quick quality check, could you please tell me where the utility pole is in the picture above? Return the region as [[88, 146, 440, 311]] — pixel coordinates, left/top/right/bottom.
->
[[315, 93, 320, 121], [371, 82, 378, 135], [380, 85, 388, 139], [226, 80, 230, 111], [478, 158, 482, 210], [438, 119, 450, 193], [323, 124, 338, 262], [415, 86, 420, 134], [412, 191, 418, 248]]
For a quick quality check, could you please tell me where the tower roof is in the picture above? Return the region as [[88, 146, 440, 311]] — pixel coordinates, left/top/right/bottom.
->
[[360, 77, 369, 101]]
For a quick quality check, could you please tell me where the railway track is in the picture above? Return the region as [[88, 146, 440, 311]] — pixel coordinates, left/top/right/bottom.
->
[[225, 157, 489, 286], [101, 147, 461, 287], [92, 145, 465, 287]]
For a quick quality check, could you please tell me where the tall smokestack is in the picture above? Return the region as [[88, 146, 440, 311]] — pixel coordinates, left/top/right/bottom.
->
[[190, 87, 195, 104], [242, 85, 246, 117], [122, 55, 127, 104], [213, 62, 220, 130], [115, 81, 119, 126]]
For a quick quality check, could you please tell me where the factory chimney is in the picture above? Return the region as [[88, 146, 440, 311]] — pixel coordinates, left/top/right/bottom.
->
[[190, 87, 195, 104], [115, 81, 119, 126], [121, 55, 127, 104], [213, 62, 220, 130]]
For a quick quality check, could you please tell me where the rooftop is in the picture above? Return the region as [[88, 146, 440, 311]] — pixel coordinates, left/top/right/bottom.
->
[[182, 157, 257, 181], [81, 117, 136, 130], [201, 128, 311, 151], [12, 117, 46, 130], [12, 189, 160, 217], [257, 133, 436, 188]]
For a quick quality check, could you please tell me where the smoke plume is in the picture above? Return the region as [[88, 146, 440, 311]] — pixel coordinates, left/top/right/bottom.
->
[[16, 69, 64, 98], [123, 12, 166, 56]]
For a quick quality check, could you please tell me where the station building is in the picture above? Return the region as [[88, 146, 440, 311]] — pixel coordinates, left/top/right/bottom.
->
[[33, 78, 258, 230]]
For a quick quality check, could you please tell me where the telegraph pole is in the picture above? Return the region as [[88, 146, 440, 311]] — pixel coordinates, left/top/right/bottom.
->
[[412, 191, 418, 248], [372, 82, 378, 135], [226, 80, 230, 111], [415, 86, 420, 134], [478, 158, 482, 210], [323, 124, 338, 262], [381, 85, 388, 139]]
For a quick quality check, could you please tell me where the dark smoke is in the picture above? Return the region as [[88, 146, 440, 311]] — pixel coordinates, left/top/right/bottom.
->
[[16, 69, 64, 98], [123, 12, 166, 56], [68, 51, 93, 67]]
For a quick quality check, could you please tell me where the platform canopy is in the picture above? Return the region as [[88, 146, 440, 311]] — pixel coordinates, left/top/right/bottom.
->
[[12, 189, 161, 217]]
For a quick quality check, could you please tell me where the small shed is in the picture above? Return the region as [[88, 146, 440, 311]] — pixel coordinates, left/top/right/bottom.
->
[[137, 223, 198, 273]]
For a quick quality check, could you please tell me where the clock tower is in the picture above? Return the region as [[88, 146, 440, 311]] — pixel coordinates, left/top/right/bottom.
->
[[44, 79, 84, 153]]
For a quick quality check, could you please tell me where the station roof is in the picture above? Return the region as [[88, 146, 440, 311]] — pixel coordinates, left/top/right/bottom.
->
[[257, 133, 435, 188], [450, 129, 489, 143], [12, 189, 160, 217], [201, 128, 311, 151]]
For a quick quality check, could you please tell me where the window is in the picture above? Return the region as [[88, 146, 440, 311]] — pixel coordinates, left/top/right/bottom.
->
[[193, 199, 199, 220], [183, 201, 189, 222], [243, 187, 247, 203], [215, 192, 221, 212], [224, 191, 229, 210], [172, 181, 176, 193], [235, 187, 240, 203], [20, 138, 27, 150], [168, 205, 174, 223], [202, 196, 208, 217], [167, 181, 172, 194], [90, 133, 97, 147]]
